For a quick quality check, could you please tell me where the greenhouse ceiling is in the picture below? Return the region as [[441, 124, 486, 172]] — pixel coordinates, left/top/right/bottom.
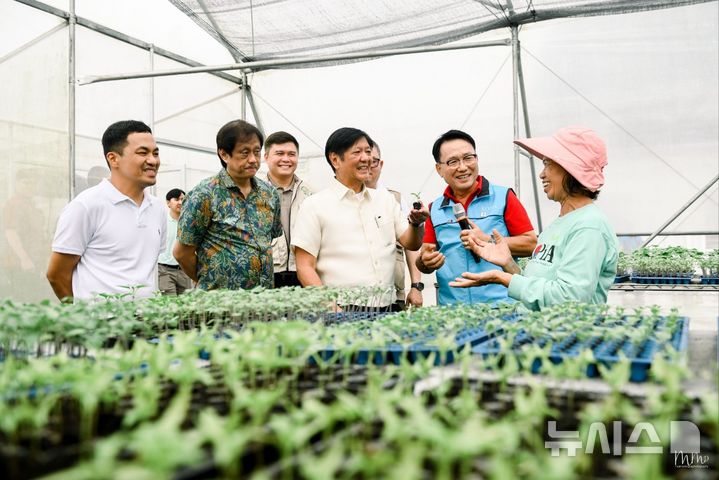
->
[[169, 0, 712, 66]]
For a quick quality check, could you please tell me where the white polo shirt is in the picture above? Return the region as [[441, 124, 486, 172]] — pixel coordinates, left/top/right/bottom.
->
[[52, 179, 166, 301], [291, 178, 408, 305]]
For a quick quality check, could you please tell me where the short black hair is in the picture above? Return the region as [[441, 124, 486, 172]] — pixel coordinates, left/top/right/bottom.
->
[[216, 120, 264, 169], [264, 131, 299, 152], [166, 188, 185, 201], [563, 174, 599, 200], [324, 127, 374, 172], [101, 120, 152, 166], [431, 130, 476, 163]]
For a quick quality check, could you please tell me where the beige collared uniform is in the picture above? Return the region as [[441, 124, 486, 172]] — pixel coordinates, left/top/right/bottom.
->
[[265, 173, 312, 273], [386, 188, 407, 302], [291, 178, 408, 306]]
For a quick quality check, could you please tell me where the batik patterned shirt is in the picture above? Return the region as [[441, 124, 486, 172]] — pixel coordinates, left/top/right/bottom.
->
[[177, 169, 282, 290]]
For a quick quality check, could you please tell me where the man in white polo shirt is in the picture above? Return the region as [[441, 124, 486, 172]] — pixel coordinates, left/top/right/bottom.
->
[[292, 127, 429, 308], [47, 120, 166, 302]]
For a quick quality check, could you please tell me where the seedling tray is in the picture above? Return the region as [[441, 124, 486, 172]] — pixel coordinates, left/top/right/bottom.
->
[[629, 275, 692, 284], [471, 316, 689, 382], [593, 317, 689, 381], [403, 326, 499, 365], [311, 318, 511, 366], [146, 331, 234, 360], [307, 311, 391, 325], [613, 275, 630, 284], [700, 276, 719, 285], [353, 325, 497, 366]]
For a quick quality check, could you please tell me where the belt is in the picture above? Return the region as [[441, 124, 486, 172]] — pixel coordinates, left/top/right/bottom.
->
[[275, 271, 297, 278], [159, 263, 181, 270]]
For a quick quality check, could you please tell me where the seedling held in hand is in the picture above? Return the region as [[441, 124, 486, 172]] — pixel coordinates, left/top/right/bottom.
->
[[411, 192, 422, 210]]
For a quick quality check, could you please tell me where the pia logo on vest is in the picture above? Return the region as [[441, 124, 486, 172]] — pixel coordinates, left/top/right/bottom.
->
[[532, 243, 555, 263]]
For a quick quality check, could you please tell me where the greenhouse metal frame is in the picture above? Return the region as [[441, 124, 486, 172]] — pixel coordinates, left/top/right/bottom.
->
[[10, 0, 718, 239]]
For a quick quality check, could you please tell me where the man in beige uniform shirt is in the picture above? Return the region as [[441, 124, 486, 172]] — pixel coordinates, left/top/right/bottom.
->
[[292, 127, 429, 309]]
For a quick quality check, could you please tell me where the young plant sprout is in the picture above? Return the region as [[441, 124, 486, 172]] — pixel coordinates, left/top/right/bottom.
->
[[410, 192, 422, 210]]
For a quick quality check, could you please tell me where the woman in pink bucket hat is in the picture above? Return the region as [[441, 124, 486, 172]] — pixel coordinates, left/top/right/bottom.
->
[[450, 126, 619, 311]]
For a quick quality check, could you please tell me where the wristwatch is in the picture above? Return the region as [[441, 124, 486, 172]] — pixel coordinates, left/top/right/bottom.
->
[[410, 282, 425, 291]]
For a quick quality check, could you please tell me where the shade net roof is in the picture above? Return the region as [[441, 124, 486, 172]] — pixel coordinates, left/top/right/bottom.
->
[[168, 0, 711, 65]]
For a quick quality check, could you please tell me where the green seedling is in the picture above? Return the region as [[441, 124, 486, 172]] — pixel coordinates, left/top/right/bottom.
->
[[411, 192, 422, 210]]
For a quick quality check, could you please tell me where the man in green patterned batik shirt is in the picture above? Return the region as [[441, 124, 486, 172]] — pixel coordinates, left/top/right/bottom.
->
[[174, 120, 282, 290]]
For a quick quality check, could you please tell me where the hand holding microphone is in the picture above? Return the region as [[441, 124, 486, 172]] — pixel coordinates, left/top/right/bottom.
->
[[453, 203, 482, 263]]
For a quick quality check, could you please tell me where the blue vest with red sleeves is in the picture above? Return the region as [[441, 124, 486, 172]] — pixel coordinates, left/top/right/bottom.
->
[[431, 177, 513, 305]]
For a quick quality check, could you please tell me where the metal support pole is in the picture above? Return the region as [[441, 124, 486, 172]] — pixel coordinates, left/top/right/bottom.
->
[[155, 137, 215, 155], [155, 88, 238, 125], [241, 72, 247, 121], [641, 174, 719, 248], [515, 43, 543, 232], [68, 0, 76, 200], [510, 25, 520, 196], [246, 86, 265, 136], [0, 23, 66, 65], [618, 231, 719, 237], [197, 0, 245, 61], [149, 44, 155, 131], [149, 44, 156, 195], [78, 39, 511, 85], [16, 0, 242, 86]]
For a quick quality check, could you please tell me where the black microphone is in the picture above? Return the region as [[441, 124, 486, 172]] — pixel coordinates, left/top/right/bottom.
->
[[453, 203, 481, 263]]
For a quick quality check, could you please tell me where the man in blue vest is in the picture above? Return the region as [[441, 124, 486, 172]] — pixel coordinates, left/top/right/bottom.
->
[[416, 130, 537, 305]]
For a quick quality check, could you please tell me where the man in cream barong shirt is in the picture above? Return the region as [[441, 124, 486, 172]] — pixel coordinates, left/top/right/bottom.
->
[[292, 127, 429, 308]]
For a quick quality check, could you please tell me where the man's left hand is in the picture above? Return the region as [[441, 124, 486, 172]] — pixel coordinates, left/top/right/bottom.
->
[[405, 288, 423, 308], [408, 205, 430, 226]]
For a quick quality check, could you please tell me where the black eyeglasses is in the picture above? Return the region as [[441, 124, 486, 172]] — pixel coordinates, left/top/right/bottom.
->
[[370, 157, 381, 167], [438, 153, 478, 169]]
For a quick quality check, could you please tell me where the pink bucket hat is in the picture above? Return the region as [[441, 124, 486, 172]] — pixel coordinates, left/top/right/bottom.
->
[[514, 126, 607, 192]]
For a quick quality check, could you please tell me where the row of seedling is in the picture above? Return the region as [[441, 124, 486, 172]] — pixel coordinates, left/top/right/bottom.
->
[[0, 286, 394, 360], [616, 246, 718, 283], [472, 303, 688, 382], [1, 317, 715, 480]]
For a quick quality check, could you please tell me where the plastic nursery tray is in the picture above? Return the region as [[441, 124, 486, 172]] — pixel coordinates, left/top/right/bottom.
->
[[310, 314, 521, 366], [0, 342, 89, 362], [700, 276, 719, 285], [306, 311, 391, 325], [613, 275, 630, 284], [2, 361, 154, 403], [471, 316, 690, 382], [629, 275, 692, 285], [147, 331, 234, 361], [311, 326, 497, 366]]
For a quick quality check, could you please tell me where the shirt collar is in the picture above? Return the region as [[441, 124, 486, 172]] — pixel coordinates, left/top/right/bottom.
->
[[330, 177, 370, 200], [442, 175, 485, 205], [100, 178, 154, 207], [266, 172, 297, 192], [218, 168, 257, 191]]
